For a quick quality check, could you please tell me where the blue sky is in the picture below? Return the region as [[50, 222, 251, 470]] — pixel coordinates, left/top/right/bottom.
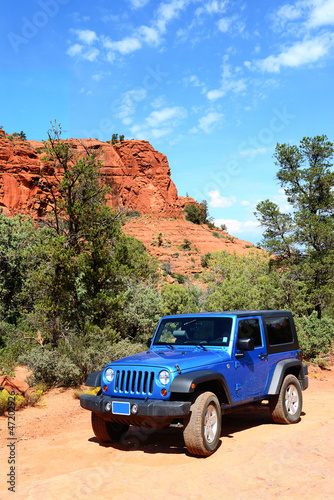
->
[[1, 0, 334, 244]]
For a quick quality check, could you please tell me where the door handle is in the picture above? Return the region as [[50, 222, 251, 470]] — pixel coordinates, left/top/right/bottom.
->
[[258, 353, 268, 360]]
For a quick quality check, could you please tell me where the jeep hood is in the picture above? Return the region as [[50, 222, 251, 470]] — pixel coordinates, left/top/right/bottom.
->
[[108, 348, 230, 373]]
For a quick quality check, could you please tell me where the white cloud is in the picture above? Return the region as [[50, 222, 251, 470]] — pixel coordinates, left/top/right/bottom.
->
[[192, 111, 223, 133], [239, 147, 269, 158], [138, 25, 160, 45], [276, 4, 303, 25], [151, 96, 167, 108], [73, 29, 97, 45], [117, 89, 148, 124], [207, 56, 247, 100], [214, 218, 261, 235], [217, 17, 232, 32], [189, 75, 203, 87], [156, 0, 189, 33], [241, 200, 251, 207], [208, 190, 236, 208], [207, 89, 225, 100], [84, 48, 100, 62], [102, 36, 142, 54], [256, 33, 334, 73], [67, 44, 83, 57], [146, 106, 187, 127], [215, 218, 242, 233], [129, 105, 187, 141], [308, 0, 334, 28], [244, 220, 259, 228], [205, 1, 228, 14], [129, 0, 150, 9], [273, 188, 291, 213]]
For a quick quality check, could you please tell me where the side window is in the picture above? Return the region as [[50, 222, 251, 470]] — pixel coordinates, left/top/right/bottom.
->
[[237, 318, 262, 347], [265, 316, 293, 346]]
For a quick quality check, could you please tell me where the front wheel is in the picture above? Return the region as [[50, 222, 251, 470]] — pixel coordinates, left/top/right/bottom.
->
[[183, 392, 221, 456], [91, 412, 129, 443], [269, 374, 302, 424]]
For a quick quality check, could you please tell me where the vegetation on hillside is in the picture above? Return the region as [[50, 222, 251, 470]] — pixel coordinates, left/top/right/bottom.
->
[[0, 132, 333, 386]]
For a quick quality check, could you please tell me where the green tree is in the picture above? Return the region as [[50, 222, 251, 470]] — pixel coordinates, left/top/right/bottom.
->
[[161, 284, 199, 316], [202, 250, 285, 312], [12, 131, 26, 140], [184, 200, 211, 225], [294, 312, 334, 360], [0, 214, 40, 324], [24, 123, 158, 343], [255, 135, 334, 318]]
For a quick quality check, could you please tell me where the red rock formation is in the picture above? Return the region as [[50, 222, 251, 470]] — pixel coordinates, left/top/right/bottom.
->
[[0, 132, 196, 219]]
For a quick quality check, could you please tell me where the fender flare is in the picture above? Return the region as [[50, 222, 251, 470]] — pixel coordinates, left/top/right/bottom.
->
[[85, 370, 102, 387], [169, 369, 232, 404], [268, 359, 303, 395]]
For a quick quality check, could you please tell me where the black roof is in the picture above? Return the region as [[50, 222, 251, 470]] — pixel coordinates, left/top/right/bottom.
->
[[164, 310, 293, 318]]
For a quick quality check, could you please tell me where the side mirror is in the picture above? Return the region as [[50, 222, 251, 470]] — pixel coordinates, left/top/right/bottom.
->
[[146, 337, 153, 348], [236, 338, 255, 351]]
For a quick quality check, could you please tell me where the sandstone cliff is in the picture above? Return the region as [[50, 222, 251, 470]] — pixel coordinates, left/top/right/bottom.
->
[[0, 130, 194, 219]]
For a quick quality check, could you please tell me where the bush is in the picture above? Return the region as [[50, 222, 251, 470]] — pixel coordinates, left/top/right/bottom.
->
[[172, 273, 186, 284], [201, 253, 211, 268], [20, 337, 145, 387], [181, 238, 191, 250], [0, 390, 25, 416], [295, 312, 334, 360]]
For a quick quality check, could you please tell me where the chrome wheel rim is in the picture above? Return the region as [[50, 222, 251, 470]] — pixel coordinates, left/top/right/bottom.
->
[[204, 404, 218, 443], [285, 383, 299, 415]]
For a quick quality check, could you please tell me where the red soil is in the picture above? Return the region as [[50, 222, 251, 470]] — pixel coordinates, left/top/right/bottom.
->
[[0, 363, 333, 499]]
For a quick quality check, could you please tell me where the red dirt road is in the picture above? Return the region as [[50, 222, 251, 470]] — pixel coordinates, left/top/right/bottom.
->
[[1, 365, 334, 500]]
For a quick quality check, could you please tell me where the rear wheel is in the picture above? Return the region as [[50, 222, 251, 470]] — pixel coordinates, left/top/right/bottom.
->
[[91, 412, 129, 442], [183, 392, 221, 456], [269, 374, 302, 424]]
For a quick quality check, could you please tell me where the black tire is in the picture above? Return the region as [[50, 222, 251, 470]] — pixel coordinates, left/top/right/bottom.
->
[[183, 392, 221, 456], [91, 412, 129, 443], [269, 374, 302, 424]]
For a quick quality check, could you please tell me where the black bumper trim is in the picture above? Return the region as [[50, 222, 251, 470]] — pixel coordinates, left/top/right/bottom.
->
[[80, 394, 191, 418]]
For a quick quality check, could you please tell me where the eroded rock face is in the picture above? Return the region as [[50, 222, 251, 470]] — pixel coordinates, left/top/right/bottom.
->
[[0, 133, 195, 219]]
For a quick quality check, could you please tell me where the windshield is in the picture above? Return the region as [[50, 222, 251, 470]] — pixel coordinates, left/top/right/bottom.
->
[[153, 317, 233, 347]]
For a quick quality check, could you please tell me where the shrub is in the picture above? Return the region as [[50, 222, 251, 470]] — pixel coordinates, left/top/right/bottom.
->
[[295, 312, 334, 360], [201, 253, 211, 268], [20, 337, 145, 387], [172, 273, 186, 284], [181, 238, 191, 250], [0, 390, 25, 415]]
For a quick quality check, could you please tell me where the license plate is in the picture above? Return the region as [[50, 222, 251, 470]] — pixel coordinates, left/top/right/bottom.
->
[[112, 401, 130, 415]]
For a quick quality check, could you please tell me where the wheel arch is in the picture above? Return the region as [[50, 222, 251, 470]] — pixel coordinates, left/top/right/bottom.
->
[[85, 370, 102, 387], [169, 369, 232, 405], [268, 359, 304, 395]]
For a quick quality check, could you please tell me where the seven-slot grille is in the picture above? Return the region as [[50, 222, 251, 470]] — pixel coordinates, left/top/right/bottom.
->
[[113, 369, 155, 396]]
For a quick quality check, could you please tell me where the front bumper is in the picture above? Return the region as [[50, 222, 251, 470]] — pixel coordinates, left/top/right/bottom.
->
[[80, 394, 191, 418]]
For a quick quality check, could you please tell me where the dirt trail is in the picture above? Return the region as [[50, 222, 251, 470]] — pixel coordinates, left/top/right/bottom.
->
[[1, 365, 334, 500]]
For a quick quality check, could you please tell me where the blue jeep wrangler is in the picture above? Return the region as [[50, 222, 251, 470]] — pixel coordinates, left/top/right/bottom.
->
[[80, 310, 308, 456]]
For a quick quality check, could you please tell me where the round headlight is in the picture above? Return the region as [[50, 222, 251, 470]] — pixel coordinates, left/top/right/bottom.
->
[[159, 370, 170, 385], [105, 368, 114, 382]]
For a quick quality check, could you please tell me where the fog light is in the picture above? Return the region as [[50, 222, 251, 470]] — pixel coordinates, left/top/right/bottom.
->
[[105, 402, 112, 412], [131, 404, 138, 414], [161, 388, 167, 396], [103, 385, 108, 392]]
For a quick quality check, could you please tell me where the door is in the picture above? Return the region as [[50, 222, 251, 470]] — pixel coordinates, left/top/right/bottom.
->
[[234, 317, 269, 398]]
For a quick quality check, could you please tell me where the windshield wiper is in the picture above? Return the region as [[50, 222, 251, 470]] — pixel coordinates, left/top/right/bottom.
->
[[189, 343, 208, 351], [154, 343, 175, 350]]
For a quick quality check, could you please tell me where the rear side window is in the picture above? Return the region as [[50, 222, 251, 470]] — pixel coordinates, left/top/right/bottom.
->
[[265, 316, 293, 346], [237, 318, 262, 347]]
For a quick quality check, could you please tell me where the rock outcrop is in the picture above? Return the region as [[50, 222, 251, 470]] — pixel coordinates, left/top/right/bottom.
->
[[0, 131, 196, 219]]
